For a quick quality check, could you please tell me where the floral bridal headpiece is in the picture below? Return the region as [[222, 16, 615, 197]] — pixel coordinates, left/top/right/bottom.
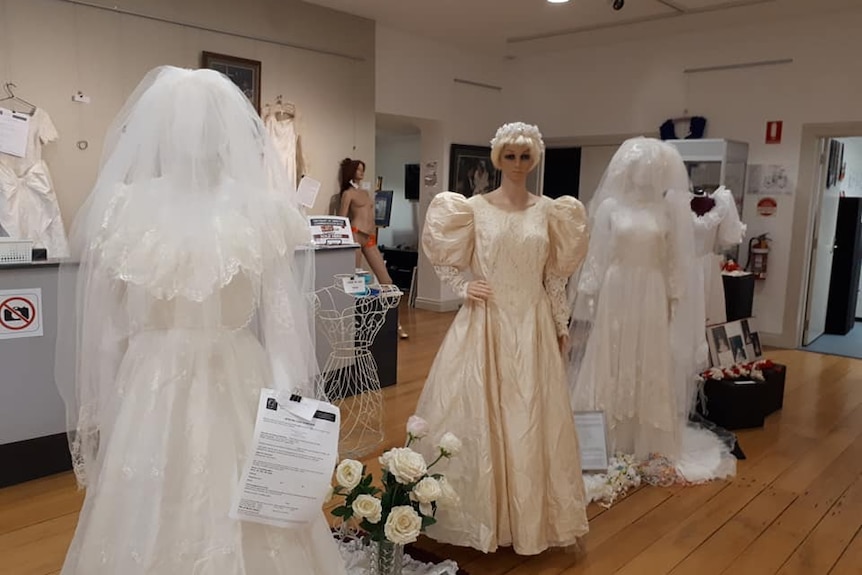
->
[[490, 122, 545, 169]]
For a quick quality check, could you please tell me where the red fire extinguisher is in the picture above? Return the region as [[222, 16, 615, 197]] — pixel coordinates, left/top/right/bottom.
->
[[745, 233, 770, 280]]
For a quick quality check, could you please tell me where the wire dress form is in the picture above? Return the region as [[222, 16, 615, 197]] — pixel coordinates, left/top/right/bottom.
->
[[314, 276, 402, 458], [53, 66, 344, 575]]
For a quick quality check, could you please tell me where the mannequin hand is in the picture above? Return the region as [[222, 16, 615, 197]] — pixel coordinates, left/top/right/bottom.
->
[[466, 280, 493, 302], [558, 334, 570, 355]]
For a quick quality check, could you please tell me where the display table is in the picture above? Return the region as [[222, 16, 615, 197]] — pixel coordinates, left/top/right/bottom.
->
[[0, 260, 70, 487], [0, 246, 399, 487]]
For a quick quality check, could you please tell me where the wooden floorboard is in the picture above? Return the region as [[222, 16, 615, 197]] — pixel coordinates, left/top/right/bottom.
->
[[1, 305, 861, 574]]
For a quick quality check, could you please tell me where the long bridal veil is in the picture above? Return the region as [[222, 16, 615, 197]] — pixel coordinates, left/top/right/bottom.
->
[[566, 138, 735, 486], [54, 66, 318, 488]]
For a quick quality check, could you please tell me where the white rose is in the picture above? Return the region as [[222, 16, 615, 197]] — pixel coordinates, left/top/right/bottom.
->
[[382, 447, 428, 485], [324, 485, 334, 504], [406, 415, 429, 439], [438, 433, 462, 457], [335, 459, 363, 491], [384, 505, 423, 545], [410, 477, 442, 516], [436, 476, 460, 509], [351, 494, 382, 524]]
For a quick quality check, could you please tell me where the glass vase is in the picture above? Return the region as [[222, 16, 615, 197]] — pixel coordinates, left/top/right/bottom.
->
[[369, 539, 404, 575]]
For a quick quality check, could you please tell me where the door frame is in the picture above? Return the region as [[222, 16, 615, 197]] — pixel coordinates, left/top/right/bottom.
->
[[782, 122, 862, 349], [801, 137, 833, 345]]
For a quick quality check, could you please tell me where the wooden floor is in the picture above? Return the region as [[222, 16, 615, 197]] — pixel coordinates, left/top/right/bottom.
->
[[2, 305, 862, 574]]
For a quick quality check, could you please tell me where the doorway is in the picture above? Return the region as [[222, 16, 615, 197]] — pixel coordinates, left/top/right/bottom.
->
[[801, 136, 862, 359]]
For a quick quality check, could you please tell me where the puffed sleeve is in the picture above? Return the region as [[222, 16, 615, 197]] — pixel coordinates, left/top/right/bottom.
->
[[545, 196, 589, 336], [421, 192, 474, 298], [715, 187, 747, 247]]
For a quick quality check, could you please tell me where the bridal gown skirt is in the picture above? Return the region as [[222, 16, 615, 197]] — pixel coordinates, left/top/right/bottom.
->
[[61, 329, 345, 575], [414, 297, 589, 556]]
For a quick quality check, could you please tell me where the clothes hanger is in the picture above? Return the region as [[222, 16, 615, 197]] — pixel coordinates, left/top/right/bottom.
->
[[273, 94, 295, 120], [0, 83, 36, 115]]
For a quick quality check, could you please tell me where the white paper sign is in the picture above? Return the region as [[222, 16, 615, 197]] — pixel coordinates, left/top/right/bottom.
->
[[231, 389, 340, 528], [297, 176, 321, 209], [0, 108, 30, 158], [0, 288, 43, 340], [341, 275, 366, 295], [308, 216, 355, 246], [574, 411, 610, 471]]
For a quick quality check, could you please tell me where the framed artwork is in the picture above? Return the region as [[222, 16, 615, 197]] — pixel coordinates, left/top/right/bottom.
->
[[449, 144, 500, 197], [201, 51, 261, 113], [708, 318, 763, 368], [374, 190, 394, 227]]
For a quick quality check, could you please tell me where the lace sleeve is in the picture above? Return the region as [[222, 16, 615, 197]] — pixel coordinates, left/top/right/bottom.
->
[[577, 199, 613, 296], [545, 273, 570, 336], [434, 265, 468, 299]]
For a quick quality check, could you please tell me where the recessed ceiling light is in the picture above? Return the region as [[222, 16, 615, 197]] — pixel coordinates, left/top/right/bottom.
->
[[547, 0, 570, 3]]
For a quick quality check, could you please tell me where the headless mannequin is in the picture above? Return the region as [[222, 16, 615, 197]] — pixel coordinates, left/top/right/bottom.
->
[[690, 189, 716, 216]]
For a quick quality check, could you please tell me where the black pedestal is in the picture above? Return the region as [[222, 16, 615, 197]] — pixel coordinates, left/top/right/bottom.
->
[[723, 273, 755, 322]]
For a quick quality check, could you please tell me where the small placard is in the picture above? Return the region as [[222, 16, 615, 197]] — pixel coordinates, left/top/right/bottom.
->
[[231, 389, 340, 529], [0, 108, 30, 158], [573, 411, 610, 471], [0, 288, 43, 340], [308, 216, 354, 247], [341, 275, 366, 295]]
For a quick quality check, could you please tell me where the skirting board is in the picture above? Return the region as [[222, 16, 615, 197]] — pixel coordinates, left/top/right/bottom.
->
[[414, 297, 461, 313], [0, 433, 73, 488]]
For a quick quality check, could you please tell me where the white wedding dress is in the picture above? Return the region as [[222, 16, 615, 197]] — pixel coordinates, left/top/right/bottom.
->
[[56, 67, 345, 575], [569, 138, 735, 491], [692, 186, 747, 326]]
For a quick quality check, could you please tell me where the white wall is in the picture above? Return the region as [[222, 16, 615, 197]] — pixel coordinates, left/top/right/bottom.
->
[[0, 0, 375, 226], [506, 5, 862, 338], [376, 23, 506, 310], [375, 133, 420, 248]]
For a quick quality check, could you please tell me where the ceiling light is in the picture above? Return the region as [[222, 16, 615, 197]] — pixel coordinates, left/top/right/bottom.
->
[[547, 0, 570, 3]]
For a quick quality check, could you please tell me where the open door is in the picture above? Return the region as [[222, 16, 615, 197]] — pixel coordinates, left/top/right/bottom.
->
[[803, 138, 842, 345]]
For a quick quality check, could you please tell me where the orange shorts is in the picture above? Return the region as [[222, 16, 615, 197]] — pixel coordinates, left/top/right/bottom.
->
[[352, 227, 376, 248]]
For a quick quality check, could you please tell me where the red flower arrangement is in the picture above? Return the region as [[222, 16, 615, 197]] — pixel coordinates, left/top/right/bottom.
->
[[701, 359, 776, 382], [721, 259, 741, 272]]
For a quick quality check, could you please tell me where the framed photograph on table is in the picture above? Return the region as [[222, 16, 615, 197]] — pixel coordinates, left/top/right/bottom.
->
[[201, 51, 261, 113], [449, 144, 500, 197]]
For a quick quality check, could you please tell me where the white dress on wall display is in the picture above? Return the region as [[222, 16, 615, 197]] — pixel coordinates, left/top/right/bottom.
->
[[692, 186, 747, 326], [264, 111, 305, 193], [0, 107, 69, 257], [55, 67, 345, 575]]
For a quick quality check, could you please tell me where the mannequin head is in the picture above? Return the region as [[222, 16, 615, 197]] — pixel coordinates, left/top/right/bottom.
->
[[611, 137, 669, 202], [490, 122, 544, 172], [339, 158, 365, 192]]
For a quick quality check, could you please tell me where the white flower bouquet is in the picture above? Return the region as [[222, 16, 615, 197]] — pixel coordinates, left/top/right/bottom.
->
[[328, 415, 461, 546]]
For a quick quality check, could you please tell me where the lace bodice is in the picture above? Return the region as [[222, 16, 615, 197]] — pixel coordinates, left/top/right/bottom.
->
[[578, 196, 684, 302], [422, 192, 588, 336]]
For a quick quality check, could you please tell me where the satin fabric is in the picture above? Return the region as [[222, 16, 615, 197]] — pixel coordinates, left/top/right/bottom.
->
[[414, 192, 590, 556]]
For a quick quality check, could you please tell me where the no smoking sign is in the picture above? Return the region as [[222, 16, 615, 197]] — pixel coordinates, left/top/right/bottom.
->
[[0, 289, 43, 339]]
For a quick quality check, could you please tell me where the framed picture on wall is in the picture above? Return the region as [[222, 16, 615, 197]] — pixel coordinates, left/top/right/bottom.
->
[[375, 190, 394, 227], [201, 51, 261, 113], [449, 144, 501, 197]]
